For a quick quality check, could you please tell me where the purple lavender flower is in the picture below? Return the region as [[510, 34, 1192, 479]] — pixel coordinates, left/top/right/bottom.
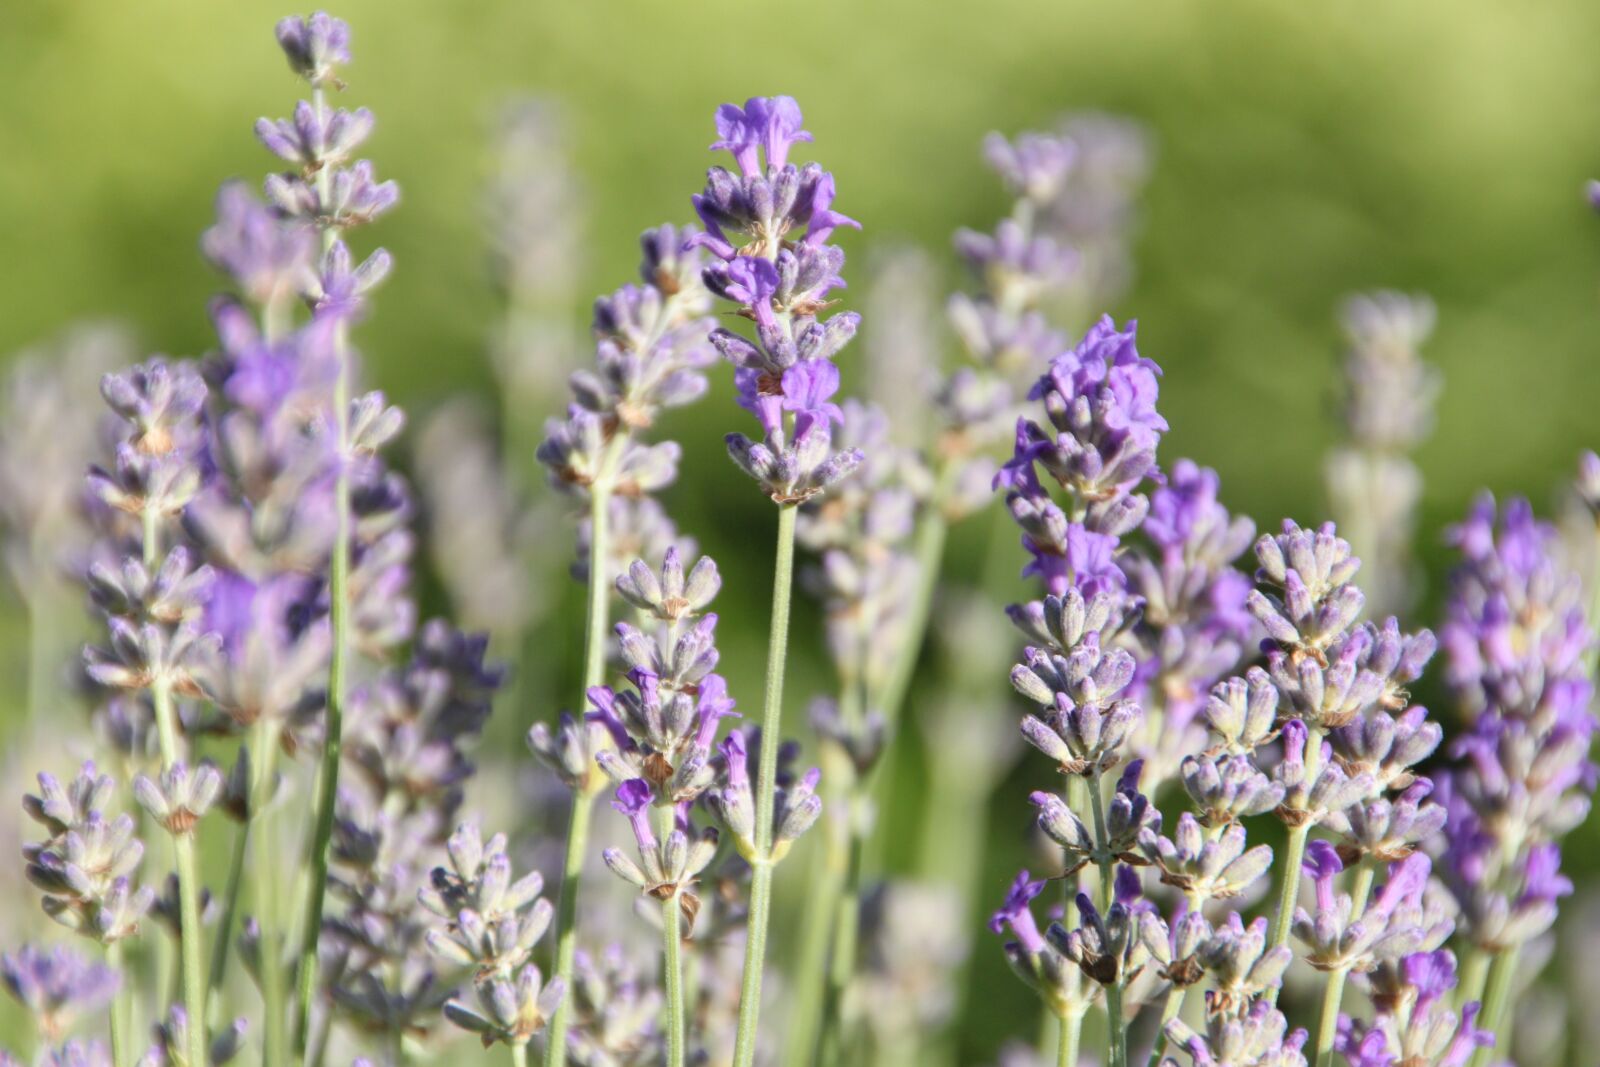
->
[[1434, 493, 1596, 955], [22, 762, 154, 944], [1335, 950, 1492, 1067], [0, 944, 120, 1042], [692, 96, 864, 505]]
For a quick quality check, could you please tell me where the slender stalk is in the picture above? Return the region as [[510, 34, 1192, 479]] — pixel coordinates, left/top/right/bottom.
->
[[260, 730, 289, 1067], [173, 833, 209, 1066], [1269, 826, 1310, 951], [1057, 1009, 1083, 1067], [1104, 982, 1125, 1067], [783, 780, 847, 1067], [1457, 948, 1490, 1010], [206, 819, 248, 1016], [294, 83, 354, 1053], [107, 941, 131, 1067], [1471, 947, 1519, 1067], [140, 499, 208, 1067], [663, 893, 686, 1067], [876, 485, 951, 730], [1312, 862, 1374, 1067], [292, 319, 350, 1051], [545, 469, 617, 1067], [150, 678, 209, 1067], [1086, 769, 1127, 1067], [512, 1045, 529, 1067], [819, 828, 865, 1066], [1143, 986, 1187, 1067], [1269, 726, 1325, 956], [730, 504, 799, 1067]]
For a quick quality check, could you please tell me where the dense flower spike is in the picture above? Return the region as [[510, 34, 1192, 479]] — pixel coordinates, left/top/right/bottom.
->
[[23, 762, 154, 945], [1325, 292, 1439, 620], [1, 944, 120, 1042], [1434, 492, 1597, 1010], [693, 97, 864, 503]]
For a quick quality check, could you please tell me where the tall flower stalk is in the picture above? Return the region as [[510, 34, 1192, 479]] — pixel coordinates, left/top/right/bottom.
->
[[244, 12, 404, 1052], [534, 212, 715, 1064], [684, 95, 862, 1067], [84, 360, 217, 1067], [1433, 495, 1596, 1063]]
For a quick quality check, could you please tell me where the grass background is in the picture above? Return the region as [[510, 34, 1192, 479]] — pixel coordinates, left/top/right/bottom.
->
[[3, 0, 1599, 1061]]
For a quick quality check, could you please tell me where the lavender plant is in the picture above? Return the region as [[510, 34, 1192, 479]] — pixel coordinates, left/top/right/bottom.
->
[[10, 15, 1600, 1067]]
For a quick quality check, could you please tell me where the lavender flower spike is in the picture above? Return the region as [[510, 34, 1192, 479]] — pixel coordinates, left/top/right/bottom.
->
[[691, 94, 857, 1067]]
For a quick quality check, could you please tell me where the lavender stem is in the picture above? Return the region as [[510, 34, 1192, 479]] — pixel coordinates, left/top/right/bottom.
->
[[1311, 861, 1374, 1067], [1057, 1009, 1082, 1067], [731, 503, 799, 1067], [1087, 769, 1127, 1067], [107, 941, 131, 1067], [206, 819, 248, 1012], [1268, 725, 1325, 956], [545, 472, 617, 1067], [257, 727, 289, 1067], [1472, 947, 1520, 1067], [1143, 985, 1188, 1067], [294, 81, 354, 1053], [663, 893, 686, 1067], [1457, 948, 1490, 1009], [141, 491, 209, 1067]]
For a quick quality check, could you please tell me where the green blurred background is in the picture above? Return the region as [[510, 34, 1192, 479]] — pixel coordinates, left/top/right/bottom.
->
[[4, 0, 1600, 1060]]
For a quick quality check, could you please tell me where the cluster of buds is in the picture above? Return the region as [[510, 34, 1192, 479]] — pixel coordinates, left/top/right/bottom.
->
[[22, 763, 153, 945], [1333, 951, 1492, 1066], [420, 823, 564, 1050], [536, 220, 716, 583], [83, 364, 219, 717], [692, 97, 864, 505], [322, 624, 503, 1037]]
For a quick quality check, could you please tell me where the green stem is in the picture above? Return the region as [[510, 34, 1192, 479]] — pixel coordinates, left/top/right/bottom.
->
[[206, 818, 248, 1017], [1143, 986, 1186, 1067], [1086, 771, 1126, 1067], [1057, 1009, 1082, 1067], [819, 829, 865, 1066], [294, 84, 354, 1052], [145, 597, 207, 1067], [1457, 948, 1490, 1010], [730, 505, 799, 1067], [1269, 726, 1324, 959], [173, 833, 209, 1067], [663, 893, 686, 1067], [107, 941, 131, 1067], [512, 1044, 529, 1067], [292, 320, 350, 1052], [782, 805, 846, 1067], [875, 497, 950, 732], [545, 473, 616, 1067], [545, 792, 594, 1067], [1472, 947, 1519, 1067], [1312, 863, 1374, 1067], [1269, 824, 1310, 953]]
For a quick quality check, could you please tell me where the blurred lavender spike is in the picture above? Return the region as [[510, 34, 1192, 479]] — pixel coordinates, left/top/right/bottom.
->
[[1325, 290, 1440, 621], [0, 323, 130, 721]]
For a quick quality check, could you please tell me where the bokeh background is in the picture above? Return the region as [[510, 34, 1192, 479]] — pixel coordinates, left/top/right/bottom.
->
[[4, 0, 1600, 1062]]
